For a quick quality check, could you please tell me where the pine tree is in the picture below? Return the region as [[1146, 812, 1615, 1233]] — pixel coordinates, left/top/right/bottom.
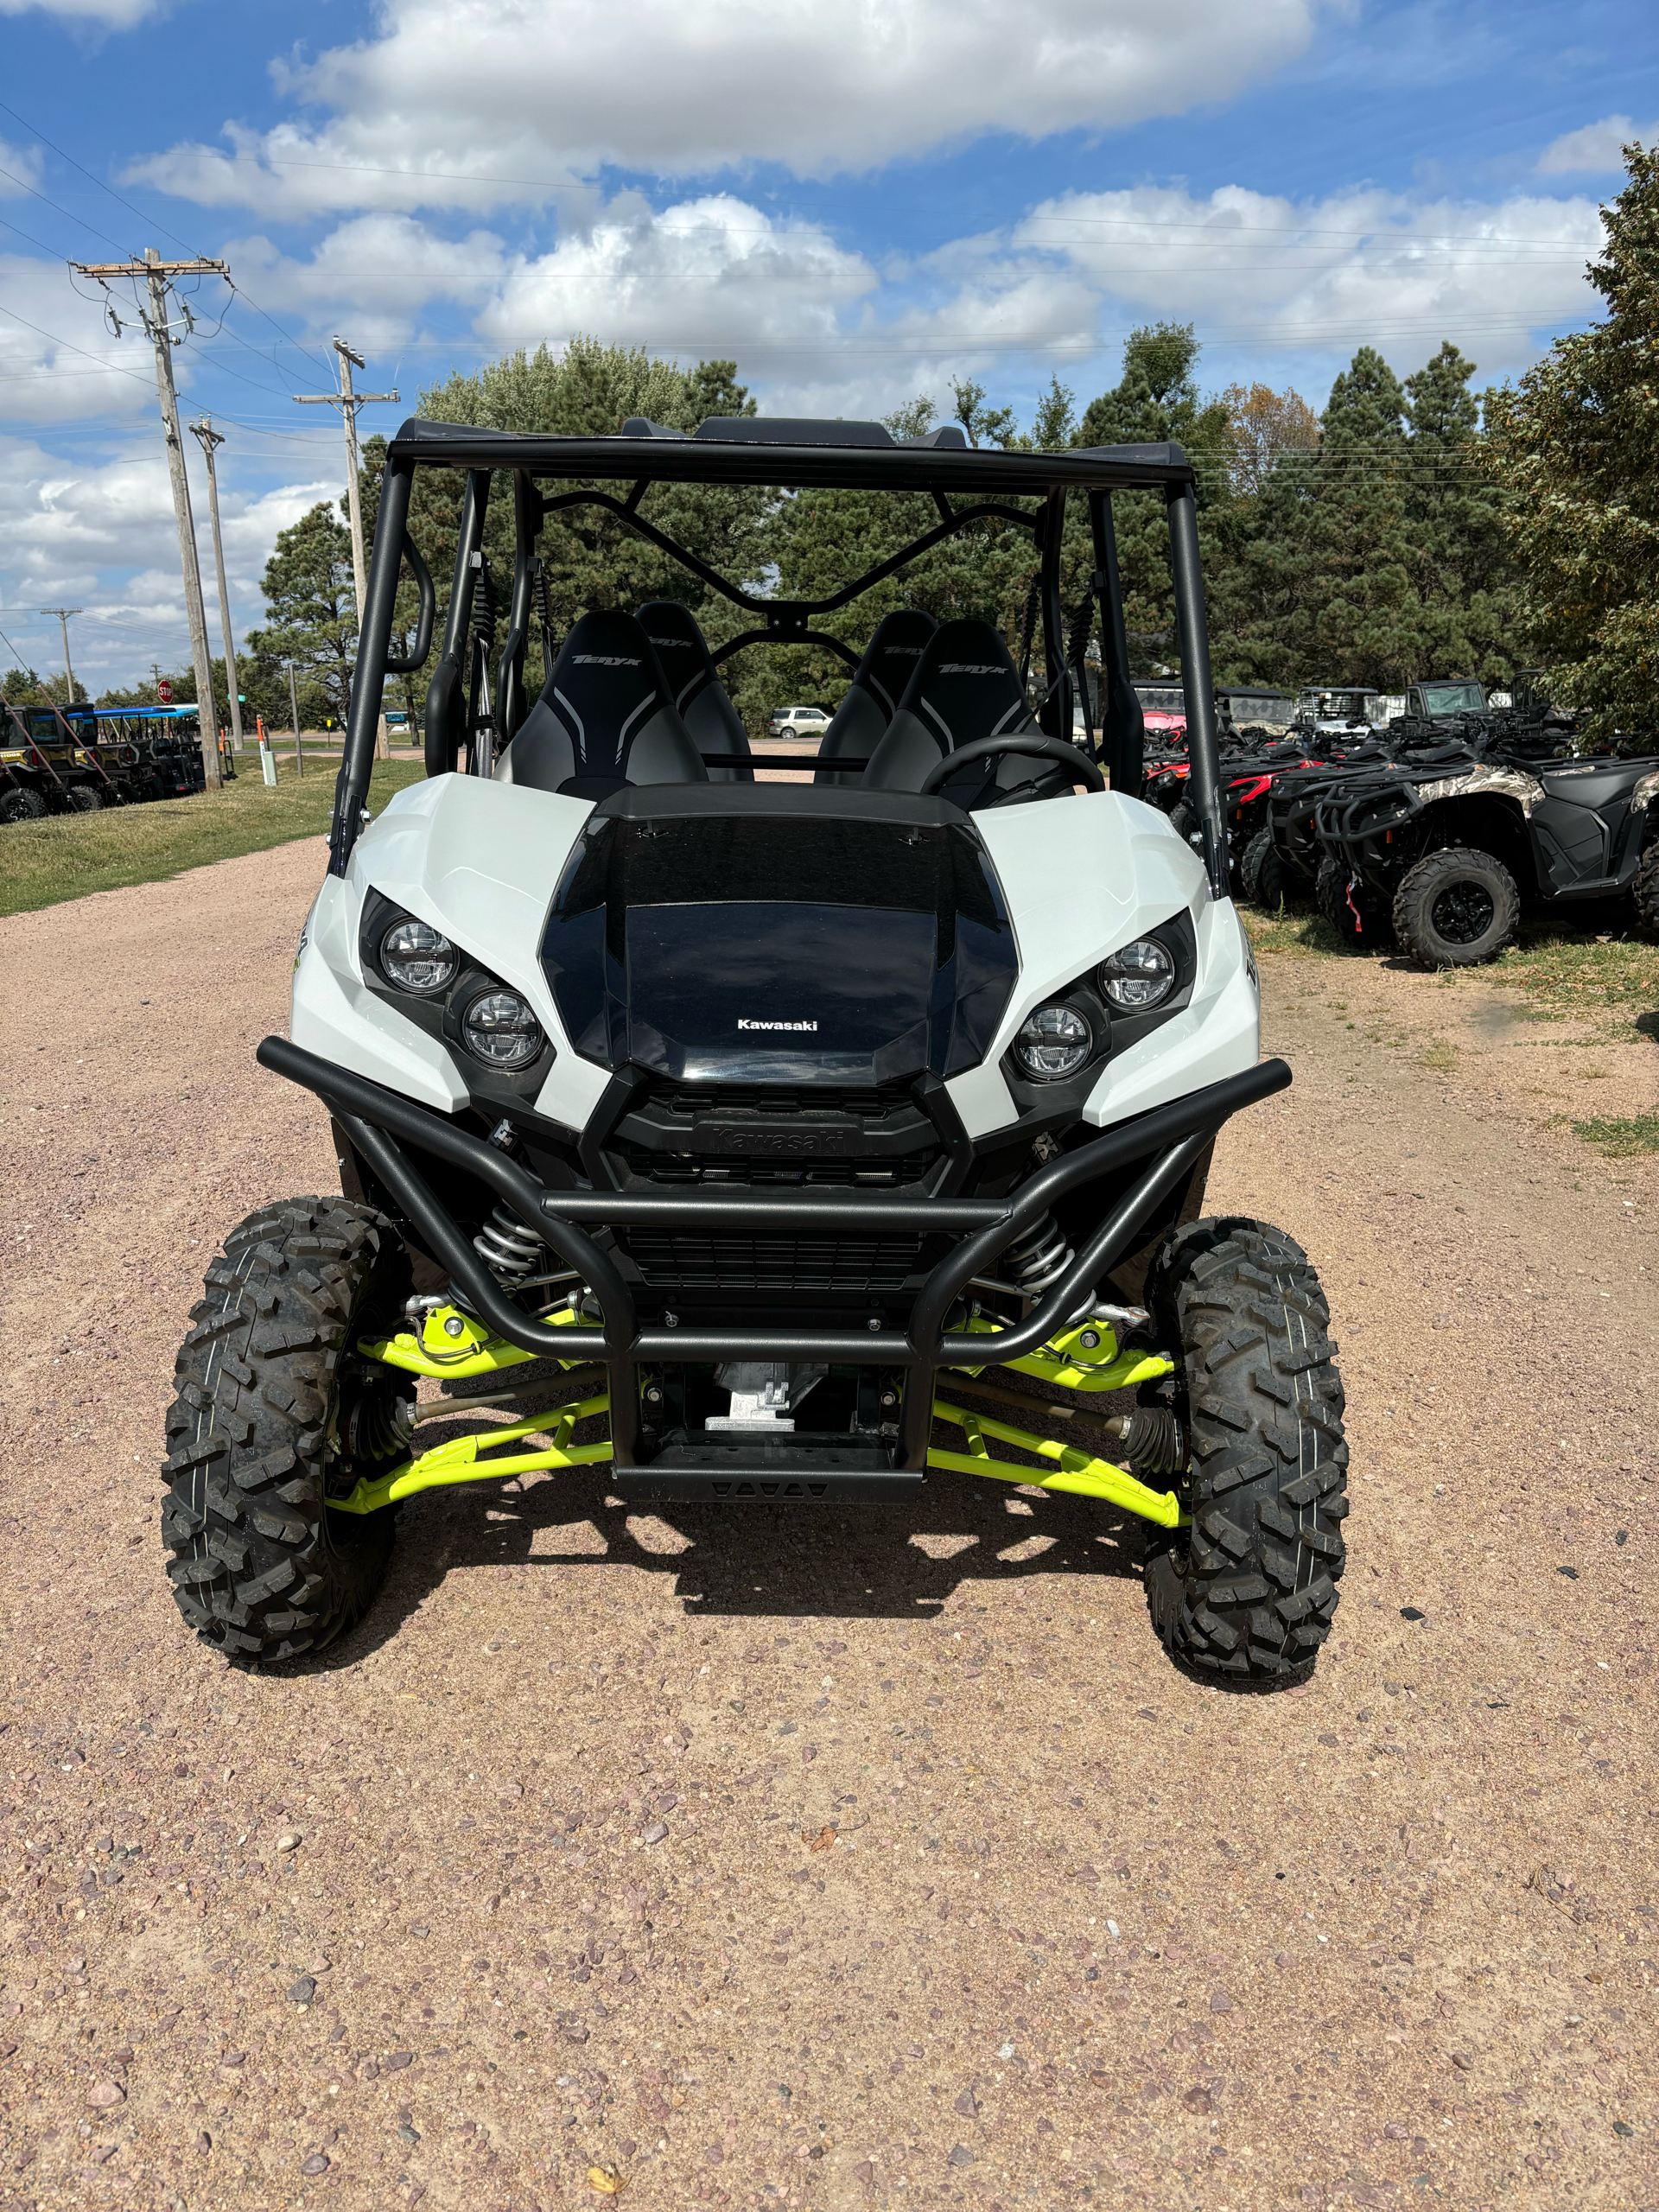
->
[[1402, 343, 1520, 680], [1073, 324, 1235, 671], [1294, 347, 1422, 687], [1485, 144, 1659, 745]]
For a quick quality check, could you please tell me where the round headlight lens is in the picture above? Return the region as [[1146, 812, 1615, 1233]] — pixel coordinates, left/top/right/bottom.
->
[[1099, 937, 1175, 1011], [1012, 1003, 1093, 1082], [462, 988, 544, 1070], [380, 916, 458, 994]]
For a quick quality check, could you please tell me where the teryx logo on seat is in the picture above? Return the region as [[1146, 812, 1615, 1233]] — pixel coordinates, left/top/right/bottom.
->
[[938, 663, 1001, 676], [737, 1018, 819, 1032], [571, 655, 642, 668]]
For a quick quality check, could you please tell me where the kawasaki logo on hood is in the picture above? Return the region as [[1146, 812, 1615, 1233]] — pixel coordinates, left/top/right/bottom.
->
[[737, 1018, 819, 1032]]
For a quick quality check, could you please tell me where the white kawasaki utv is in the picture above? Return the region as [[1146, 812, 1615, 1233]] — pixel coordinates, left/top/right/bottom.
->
[[162, 415, 1347, 1683]]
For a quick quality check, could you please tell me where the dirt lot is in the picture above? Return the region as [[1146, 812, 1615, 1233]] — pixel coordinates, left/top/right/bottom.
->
[[1, 840, 1656, 2212]]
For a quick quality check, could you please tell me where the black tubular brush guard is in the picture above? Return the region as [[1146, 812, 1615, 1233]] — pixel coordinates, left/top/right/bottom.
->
[[257, 1036, 1290, 1481]]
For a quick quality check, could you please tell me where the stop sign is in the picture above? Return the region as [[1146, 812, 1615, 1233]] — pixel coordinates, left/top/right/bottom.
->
[[157, 677, 173, 704]]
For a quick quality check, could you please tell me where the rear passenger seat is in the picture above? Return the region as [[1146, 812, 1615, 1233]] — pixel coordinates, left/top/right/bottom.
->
[[637, 601, 753, 783], [814, 608, 938, 786]]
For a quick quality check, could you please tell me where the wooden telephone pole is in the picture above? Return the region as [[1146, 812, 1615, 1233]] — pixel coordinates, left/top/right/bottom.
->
[[187, 418, 244, 752], [296, 340, 398, 759], [70, 248, 229, 789], [39, 607, 81, 702]]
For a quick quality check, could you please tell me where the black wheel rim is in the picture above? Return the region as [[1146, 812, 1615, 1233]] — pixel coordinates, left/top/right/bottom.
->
[[1428, 879, 1495, 944]]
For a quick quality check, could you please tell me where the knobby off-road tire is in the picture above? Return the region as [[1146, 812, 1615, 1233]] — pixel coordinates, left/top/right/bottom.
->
[[1315, 855, 1389, 952], [1632, 842, 1659, 938], [162, 1198, 415, 1664], [1391, 844, 1519, 969], [1, 785, 48, 823], [1142, 1217, 1348, 1685], [65, 786, 103, 812], [1241, 827, 1288, 908]]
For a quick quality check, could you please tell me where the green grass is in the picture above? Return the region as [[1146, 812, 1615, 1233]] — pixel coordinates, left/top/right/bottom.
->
[[1489, 922, 1659, 1027], [1239, 905, 1347, 957], [0, 755, 424, 919], [1571, 1110, 1659, 1158], [1243, 891, 1659, 1034]]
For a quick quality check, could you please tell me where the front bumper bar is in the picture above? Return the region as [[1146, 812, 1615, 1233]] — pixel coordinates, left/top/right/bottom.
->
[[257, 1034, 1290, 1473]]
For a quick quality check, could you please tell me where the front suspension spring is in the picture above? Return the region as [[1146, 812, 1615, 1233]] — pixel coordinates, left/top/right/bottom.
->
[[474, 1202, 546, 1281], [1004, 1210, 1076, 1300]]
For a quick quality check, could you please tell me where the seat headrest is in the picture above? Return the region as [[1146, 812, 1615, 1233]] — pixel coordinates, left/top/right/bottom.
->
[[847, 607, 939, 719], [544, 609, 673, 759], [894, 618, 1031, 753], [637, 600, 720, 712]]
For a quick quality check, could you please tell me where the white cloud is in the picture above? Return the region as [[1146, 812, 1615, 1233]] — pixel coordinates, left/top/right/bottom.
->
[[226, 214, 508, 351], [128, 0, 1327, 213], [0, 136, 46, 196], [1005, 182, 1604, 378], [0, 429, 333, 684], [474, 194, 875, 362], [0, 253, 158, 425], [1536, 115, 1659, 175]]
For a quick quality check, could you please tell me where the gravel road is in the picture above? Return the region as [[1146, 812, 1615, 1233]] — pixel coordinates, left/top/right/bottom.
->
[[2, 837, 1656, 2211]]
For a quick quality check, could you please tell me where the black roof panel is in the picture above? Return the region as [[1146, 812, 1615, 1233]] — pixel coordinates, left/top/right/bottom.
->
[[387, 416, 1195, 494]]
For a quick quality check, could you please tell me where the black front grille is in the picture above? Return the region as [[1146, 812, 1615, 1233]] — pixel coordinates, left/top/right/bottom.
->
[[623, 1147, 937, 1189], [624, 1229, 927, 1293], [644, 1077, 917, 1118]]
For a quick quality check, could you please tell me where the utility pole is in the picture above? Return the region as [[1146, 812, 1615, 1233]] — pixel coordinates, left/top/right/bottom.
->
[[295, 338, 397, 759], [287, 660, 303, 778], [187, 417, 244, 752], [40, 607, 82, 702], [71, 248, 229, 790]]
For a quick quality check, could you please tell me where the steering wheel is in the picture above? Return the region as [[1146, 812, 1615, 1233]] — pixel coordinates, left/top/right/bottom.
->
[[918, 733, 1105, 798]]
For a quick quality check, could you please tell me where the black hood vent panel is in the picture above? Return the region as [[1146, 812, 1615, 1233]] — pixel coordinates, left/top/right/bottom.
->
[[542, 788, 1018, 1087]]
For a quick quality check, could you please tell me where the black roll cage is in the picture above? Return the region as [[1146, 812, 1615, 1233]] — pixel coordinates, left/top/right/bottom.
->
[[331, 418, 1228, 896]]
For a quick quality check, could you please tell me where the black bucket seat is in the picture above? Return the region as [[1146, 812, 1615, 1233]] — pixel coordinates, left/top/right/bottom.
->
[[494, 609, 708, 801], [814, 607, 938, 786], [860, 619, 1064, 810], [636, 601, 753, 782]]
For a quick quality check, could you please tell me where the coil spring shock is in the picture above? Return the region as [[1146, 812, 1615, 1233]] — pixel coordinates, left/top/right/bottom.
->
[[474, 1202, 546, 1281], [1004, 1210, 1075, 1300]]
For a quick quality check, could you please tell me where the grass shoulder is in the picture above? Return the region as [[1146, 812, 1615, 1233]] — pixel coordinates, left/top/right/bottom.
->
[[0, 756, 424, 919]]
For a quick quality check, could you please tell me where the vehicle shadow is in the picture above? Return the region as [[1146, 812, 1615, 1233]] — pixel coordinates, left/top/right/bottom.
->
[[314, 1451, 1150, 1669]]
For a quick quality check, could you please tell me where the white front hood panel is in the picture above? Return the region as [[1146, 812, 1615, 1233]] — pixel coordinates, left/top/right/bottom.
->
[[290, 778, 1259, 1142], [953, 789, 1259, 1135], [289, 776, 613, 1128]]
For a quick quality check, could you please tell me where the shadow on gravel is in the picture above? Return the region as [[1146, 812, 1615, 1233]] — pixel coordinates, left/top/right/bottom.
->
[[310, 1461, 1147, 1667]]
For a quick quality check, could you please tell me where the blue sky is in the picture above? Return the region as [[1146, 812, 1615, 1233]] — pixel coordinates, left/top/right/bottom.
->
[[1, 0, 1654, 693]]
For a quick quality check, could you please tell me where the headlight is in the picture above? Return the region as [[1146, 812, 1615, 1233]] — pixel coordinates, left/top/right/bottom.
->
[[1099, 938, 1175, 1011], [1012, 1003, 1093, 1082], [379, 917, 458, 994], [462, 988, 544, 1070]]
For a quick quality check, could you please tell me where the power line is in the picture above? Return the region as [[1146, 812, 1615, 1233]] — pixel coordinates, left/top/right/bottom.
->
[[0, 297, 156, 387], [0, 158, 131, 254], [0, 96, 336, 379]]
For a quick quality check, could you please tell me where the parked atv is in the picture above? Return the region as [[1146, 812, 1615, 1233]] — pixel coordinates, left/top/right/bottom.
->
[[162, 414, 1348, 1687], [1315, 747, 1659, 966], [1, 702, 110, 818]]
